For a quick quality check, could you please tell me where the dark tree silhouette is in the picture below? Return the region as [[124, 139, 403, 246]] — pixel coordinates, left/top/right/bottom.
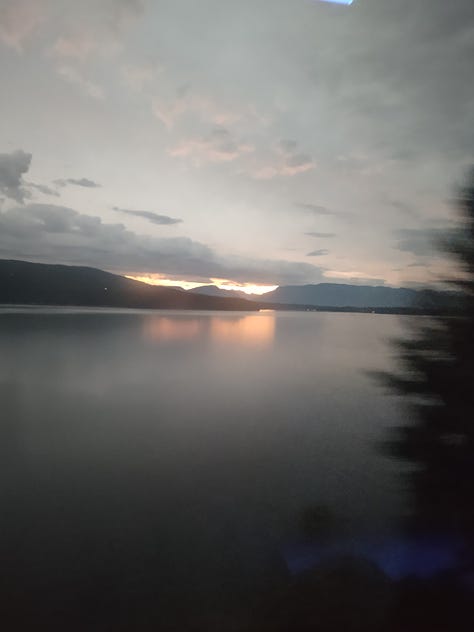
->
[[380, 168, 474, 560]]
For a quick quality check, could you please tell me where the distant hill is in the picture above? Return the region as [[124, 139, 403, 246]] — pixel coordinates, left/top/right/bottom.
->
[[191, 281, 459, 311], [1, 260, 458, 314], [0, 260, 260, 311], [189, 285, 250, 300], [254, 283, 452, 309]]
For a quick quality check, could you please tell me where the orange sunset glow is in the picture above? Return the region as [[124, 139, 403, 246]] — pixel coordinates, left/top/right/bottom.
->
[[127, 275, 278, 295], [127, 275, 205, 291], [209, 279, 278, 295]]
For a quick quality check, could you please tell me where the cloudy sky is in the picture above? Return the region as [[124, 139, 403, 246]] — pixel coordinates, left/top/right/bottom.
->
[[0, 0, 473, 291]]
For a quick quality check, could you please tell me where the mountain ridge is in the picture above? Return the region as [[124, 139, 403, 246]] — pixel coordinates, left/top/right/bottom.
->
[[0, 259, 458, 313], [257, 283, 420, 308], [0, 259, 260, 311], [190, 281, 450, 309]]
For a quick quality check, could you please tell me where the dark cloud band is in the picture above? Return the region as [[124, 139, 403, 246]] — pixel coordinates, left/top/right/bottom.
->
[[112, 207, 182, 225]]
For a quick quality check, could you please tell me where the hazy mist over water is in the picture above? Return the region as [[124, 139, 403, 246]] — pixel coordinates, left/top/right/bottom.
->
[[0, 309, 408, 623]]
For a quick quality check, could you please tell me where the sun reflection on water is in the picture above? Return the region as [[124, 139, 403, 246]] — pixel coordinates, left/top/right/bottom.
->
[[142, 317, 203, 341], [210, 313, 275, 346], [142, 313, 276, 346]]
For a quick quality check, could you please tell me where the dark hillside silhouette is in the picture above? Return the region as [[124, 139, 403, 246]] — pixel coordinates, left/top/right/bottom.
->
[[0, 259, 260, 311]]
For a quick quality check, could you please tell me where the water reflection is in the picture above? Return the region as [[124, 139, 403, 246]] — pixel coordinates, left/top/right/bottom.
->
[[0, 309, 410, 630], [140, 312, 276, 346], [210, 313, 275, 346], [142, 315, 203, 341]]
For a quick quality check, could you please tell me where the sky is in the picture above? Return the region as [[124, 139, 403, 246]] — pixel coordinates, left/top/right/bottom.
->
[[0, 0, 473, 291]]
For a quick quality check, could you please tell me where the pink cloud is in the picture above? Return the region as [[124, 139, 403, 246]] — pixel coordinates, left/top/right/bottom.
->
[[252, 141, 315, 179], [0, 0, 45, 52], [50, 0, 145, 61], [169, 128, 254, 165], [153, 90, 243, 130]]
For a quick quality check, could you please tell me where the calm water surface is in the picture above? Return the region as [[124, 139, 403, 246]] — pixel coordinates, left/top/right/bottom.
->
[[0, 308, 408, 624]]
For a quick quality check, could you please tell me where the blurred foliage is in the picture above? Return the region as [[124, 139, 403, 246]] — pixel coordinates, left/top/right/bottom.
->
[[378, 168, 474, 554]]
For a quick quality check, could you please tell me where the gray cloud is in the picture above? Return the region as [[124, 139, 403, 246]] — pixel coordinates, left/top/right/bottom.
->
[[297, 204, 334, 216], [251, 139, 314, 180], [55, 178, 101, 188], [112, 207, 182, 225], [1, 0, 473, 288], [387, 200, 419, 218], [0, 149, 64, 203], [0, 0, 145, 55], [0, 150, 32, 203], [0, 203, 325, 285], [286, 153, 312, 169], [316, 0, 474, 162], [278, 139, 296, 152], [395, 228, 452, 257], [407, 261, 429, 268], [305, 232, 336, 238], [306, 249, 329, 257], [297, 203, 352, 220], [121, 61, 156, 92], [56, 65, 105, 100], [26, 182, 60, 197]]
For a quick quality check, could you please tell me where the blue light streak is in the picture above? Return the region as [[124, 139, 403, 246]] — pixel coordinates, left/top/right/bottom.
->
[[318, 0, 354, 5]]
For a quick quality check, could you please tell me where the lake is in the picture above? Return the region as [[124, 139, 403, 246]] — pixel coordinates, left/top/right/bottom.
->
[[0, 308, 409, 627]]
